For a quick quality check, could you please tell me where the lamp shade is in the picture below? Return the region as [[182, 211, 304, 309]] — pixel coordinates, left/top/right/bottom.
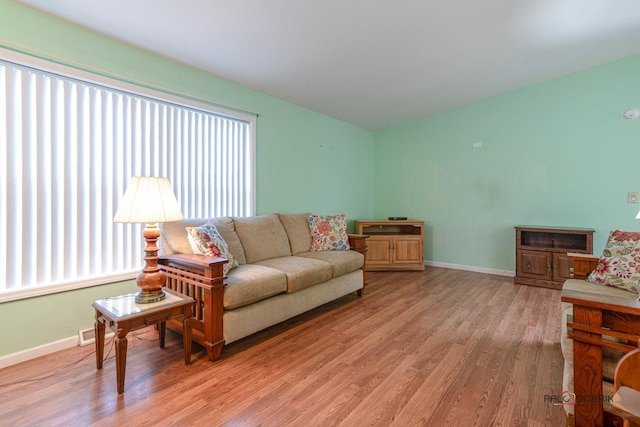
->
[[113, 176, 183, 224]]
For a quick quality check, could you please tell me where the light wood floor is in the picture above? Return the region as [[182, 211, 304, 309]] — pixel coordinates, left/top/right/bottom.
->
[[0, 268, 568, 426]]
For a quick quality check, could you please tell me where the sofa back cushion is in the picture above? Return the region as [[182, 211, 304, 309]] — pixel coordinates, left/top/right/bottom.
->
[[233, 214, 292, 263], [308, 213, 350, 251], [186, 223, 240, 274], [160, 217, 247, 264], [278, 212, 312, 255], [587, 229, 640, 295]]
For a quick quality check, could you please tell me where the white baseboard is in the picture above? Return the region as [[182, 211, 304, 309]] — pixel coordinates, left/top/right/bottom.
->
[[424, 260, 515, 277], [0, 336, 77, 369]]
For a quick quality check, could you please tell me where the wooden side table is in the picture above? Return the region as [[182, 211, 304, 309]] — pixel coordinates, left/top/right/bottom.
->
[[93, 287, 194, 394]]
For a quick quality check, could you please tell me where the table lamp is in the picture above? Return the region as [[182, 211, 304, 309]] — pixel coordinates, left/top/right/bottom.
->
[[114, 176, 184, 303]]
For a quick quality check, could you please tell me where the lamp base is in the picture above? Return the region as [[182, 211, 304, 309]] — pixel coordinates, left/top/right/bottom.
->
[[135, 223, 167, 304], [135, 289, 166, 304]]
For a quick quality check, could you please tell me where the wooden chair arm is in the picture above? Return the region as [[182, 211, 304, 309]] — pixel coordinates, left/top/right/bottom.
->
[[567, 253, 600, 261], [568, 252, 600, 280]]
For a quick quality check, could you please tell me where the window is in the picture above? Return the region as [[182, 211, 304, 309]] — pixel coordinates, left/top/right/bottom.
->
[[0, 51, 256, 302]]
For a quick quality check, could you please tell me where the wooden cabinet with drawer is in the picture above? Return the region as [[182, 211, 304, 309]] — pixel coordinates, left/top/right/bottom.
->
[[515, 226, 594, 289], [355, 220, 425, 271]]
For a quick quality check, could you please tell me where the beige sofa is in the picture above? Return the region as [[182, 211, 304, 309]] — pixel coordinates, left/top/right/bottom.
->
[[158, 213, 368, 361]]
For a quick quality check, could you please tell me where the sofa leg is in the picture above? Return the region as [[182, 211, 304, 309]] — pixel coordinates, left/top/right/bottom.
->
[[357, 288, 363, 297], [205, 340, 225, 362]]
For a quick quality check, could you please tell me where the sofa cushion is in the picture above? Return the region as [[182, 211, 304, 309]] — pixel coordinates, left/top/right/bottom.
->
[[296, 250, 363, 278], [308, 213, 350, 251], [255, 256, 332, 293], [160, 217, 246, 264], [224, 264, 287, 309], [278, 212, 312, 255], [186, 223, 239, 275], [563, 278, 638, 300], [587, 229, 640, 295], [234, 214, 292, 263]]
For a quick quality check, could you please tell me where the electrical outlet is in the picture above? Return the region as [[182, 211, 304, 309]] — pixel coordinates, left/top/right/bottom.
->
[[629, 192, 639, 203]]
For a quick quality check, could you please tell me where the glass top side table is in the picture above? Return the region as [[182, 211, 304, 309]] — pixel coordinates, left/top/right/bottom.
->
[[92, 287, 194, 394]]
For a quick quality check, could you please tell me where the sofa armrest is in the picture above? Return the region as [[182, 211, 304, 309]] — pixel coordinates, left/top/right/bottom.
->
[[348, 234, 369, 295], [568, 253, 600, 280], [348, 234, 369, 264], [348, 234, 369, 253], [158, 253, 227, 361], [159, 253, 228, 281]]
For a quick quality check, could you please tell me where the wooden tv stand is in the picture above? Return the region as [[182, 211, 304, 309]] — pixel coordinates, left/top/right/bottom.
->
[[514, 226, 594, 289], [355, 220, 425, 271]]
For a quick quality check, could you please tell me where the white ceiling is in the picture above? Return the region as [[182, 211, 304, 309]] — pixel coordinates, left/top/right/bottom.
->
[[15, 0, 640, 130]]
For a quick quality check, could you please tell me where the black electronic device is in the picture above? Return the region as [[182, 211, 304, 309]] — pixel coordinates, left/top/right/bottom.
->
[[388, 216, 407, 221]]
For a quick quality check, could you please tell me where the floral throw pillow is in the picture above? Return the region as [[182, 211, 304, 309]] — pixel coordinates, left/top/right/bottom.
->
[[587, 229, 640, 295], [308, 214, 350, 251], [186, 223, 239, 275]]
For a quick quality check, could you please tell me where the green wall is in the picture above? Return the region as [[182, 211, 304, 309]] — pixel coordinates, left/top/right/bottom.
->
[[373, 54, 640, 271], [0, 1, 373, 358], [4, 0, 640, 361]]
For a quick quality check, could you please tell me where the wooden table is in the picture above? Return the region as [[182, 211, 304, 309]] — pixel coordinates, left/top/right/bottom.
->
[[561, 287, 640, 426], [93, 288, 194, 394]]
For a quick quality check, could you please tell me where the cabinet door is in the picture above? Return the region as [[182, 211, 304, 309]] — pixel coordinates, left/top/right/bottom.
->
[[517, 250, 552, 280], [366, 237, 393, 267], [392, 237, 423, 264], [553, 252, 574, 282]]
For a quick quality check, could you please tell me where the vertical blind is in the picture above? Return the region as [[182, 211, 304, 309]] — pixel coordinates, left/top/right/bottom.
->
[[0, 59, 255, 301]]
